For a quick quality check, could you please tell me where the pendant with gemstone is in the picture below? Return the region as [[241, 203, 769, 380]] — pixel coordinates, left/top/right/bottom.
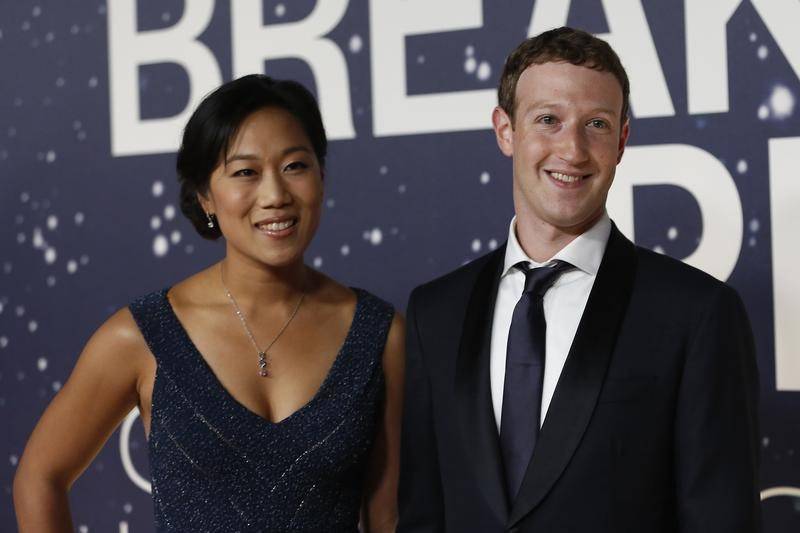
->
[[258, 351, 269, 377]]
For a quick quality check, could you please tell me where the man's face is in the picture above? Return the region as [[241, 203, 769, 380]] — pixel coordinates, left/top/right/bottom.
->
[[493, 61, 629, 239]]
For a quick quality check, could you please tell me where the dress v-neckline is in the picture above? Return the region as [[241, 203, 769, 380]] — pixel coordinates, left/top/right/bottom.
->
[[160, 287, 364, 427]]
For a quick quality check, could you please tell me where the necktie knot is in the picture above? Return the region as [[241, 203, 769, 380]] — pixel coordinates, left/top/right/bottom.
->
[[515, 260, 574, 297]]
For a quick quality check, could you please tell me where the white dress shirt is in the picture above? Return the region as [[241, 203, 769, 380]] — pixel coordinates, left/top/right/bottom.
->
[[490, 213, 612, 432]]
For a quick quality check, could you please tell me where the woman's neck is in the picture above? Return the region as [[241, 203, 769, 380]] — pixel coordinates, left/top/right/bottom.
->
[[218, 254, 309, 309]]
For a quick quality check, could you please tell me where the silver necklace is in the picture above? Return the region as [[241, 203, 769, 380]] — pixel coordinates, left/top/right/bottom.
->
[[220, 264, 305, 377]]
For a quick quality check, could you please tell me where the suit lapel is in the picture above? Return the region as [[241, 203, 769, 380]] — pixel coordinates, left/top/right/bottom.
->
[[454, 247, 509, 523], [508, 226, 637, 526]]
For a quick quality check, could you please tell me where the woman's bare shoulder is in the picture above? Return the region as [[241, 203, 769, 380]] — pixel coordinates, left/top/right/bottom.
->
[[84, 307, 151, 365], [83, 269, 215, 366], [167, 264, 220, 308], [309, 270, 357, 306]]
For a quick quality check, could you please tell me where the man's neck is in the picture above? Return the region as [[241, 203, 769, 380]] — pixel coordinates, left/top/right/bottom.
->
[[514, 213, 604, 263]]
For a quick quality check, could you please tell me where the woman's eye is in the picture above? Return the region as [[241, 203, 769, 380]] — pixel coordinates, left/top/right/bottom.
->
[[539, 115, 556, 125], [284, 161, 308, 172], [233, 168, 256, 177]]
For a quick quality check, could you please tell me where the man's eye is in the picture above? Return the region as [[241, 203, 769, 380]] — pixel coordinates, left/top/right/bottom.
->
[[539, 115, 556, 125], [589, 119, 608, 129]]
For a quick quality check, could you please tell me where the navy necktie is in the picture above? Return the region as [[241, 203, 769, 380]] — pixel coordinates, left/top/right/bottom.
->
[[500, 260, 573, 501]]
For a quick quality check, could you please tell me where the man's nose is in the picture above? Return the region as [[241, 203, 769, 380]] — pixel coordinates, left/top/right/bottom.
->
[[556, 124, 590, 165]]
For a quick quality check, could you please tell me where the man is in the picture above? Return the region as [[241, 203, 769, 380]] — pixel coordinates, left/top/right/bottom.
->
[[399, 27, 759, 532]]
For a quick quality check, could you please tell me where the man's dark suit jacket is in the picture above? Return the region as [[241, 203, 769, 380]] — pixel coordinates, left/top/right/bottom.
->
[[398, 225, 760, 533]]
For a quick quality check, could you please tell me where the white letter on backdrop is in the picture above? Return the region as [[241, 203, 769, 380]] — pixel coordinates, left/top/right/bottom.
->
[[770, 137, 800, 391], [686, 0, 800, 114], [108, 0, 221, 156], [607, 144, 743, 281], [370, 0, 495, 137], [119, 409, 151, 493], [231, 0, 354, 140], [751, 0, 800, 84], [685, 0, 740, 114], [529, 0, 674, 118]]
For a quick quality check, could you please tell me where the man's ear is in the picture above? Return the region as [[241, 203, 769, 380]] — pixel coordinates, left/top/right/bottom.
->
[[492, 106, 514, 157], [617, 119, 630, 163]]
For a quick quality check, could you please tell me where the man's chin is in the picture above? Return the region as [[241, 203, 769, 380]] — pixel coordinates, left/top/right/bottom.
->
[[541, 210, 604, 236]]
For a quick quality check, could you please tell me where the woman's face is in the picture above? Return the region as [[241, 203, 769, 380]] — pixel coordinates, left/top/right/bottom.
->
[[201, 107, 323, 270]]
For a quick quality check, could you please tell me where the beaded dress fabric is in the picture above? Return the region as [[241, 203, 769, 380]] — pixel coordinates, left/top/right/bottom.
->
[[128, 288, 394, 532]]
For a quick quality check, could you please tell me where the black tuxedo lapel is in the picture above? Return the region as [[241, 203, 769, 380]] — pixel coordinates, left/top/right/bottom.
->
[[454, 247, 509, 523], [508, 226, 638, 526]]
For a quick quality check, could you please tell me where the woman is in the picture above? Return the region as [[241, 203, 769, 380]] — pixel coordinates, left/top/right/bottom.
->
[[13, 75, 404, 532]]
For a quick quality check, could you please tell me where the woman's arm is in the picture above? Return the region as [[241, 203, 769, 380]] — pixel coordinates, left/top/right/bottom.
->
[[13, 308, 151, 532], [361, 313, 405, 533]]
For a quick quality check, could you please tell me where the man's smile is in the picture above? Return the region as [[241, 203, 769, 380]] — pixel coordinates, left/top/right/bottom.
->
[[545, 170, 592, 187]]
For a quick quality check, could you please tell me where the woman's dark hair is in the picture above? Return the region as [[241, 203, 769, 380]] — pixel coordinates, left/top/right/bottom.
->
[[177, 74, 327, 239]]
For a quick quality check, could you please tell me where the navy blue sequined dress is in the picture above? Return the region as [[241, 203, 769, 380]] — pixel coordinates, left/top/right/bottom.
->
[[128, 288, 394, 532]]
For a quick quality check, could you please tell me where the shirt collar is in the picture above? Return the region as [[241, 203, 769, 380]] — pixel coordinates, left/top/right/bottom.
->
[[502, 212, 612, 278]]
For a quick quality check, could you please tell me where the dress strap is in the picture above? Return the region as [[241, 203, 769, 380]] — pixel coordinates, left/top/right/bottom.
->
[[343, 289, 395, 383], [128, 288, 173, 366]]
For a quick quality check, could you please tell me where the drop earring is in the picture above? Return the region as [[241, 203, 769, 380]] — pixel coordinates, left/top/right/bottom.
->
[[206, 212, 215, 228]]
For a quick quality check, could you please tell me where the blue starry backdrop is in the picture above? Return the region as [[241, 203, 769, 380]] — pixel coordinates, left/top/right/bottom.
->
[[2, 1, 799, 531]]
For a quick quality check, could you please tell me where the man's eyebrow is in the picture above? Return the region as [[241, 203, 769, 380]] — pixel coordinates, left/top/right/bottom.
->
[[523, 101, 560, 112], [224, 146, 311, 165], [524, 102, 617, 114], [588, 107, 618, 117]]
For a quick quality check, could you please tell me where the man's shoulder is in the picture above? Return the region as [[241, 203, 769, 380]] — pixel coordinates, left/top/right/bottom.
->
[[631, 241, 736, 303], [410, 247, 504, 306], [603, 226, 742, 311]]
